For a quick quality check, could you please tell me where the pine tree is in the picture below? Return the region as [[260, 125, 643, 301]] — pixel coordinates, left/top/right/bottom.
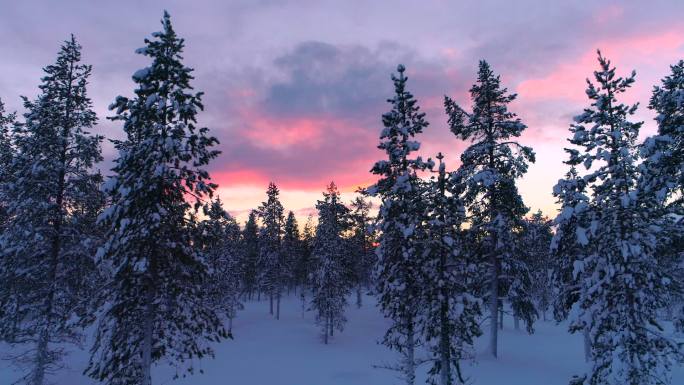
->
[[641, 60, 684, 327], [0, 97, 16, 232], [521, 210, 553, 322], [445, 60, 537, 358], [641, 60, 684, 211], [551, 165, 593, 362], [663, 218, 684, 331], [367, 64, 429, 384], [257, 182, 285, 319], [283, 211, 301, 292], [561, 51, 682, 385], [85, 13, 226, 385], [297, 214, 316, 305], [421, 153, 482, 385], [349, 196, 375, 308], [241, 210, 261, 299], [196, 198, 243, 332], [310, 182, 350, 344], [0, 36, 103, 385]]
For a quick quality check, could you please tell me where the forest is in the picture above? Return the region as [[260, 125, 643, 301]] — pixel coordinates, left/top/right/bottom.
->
[[0, 9, 683, 385]]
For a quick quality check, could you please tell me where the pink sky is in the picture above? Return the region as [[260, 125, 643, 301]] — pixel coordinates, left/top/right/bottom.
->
[[1, 1, 683, 224]]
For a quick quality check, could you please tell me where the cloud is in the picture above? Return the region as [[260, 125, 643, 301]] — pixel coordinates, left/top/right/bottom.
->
[[208, 40, 456, 192], [261, 41, 413, 119], [4, 0, 684, 221]]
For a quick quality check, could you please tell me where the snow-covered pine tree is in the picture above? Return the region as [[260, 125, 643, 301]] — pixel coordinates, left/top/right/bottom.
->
[[521, 210, 553, 322], [421, 153, 482, 385], [663, 219, 684, 331], [302, 214, 315, 245], [641, 60, 684, 326], [503, 231, 537, 334], [196, 198, 243, 332], [563, 51, 682, 385], [445, 60, 537, 358], [349, 196, 375, 308], [0, 97, 14, 156], [241, 210, 260, 300], [0, 36, 103, 385], [297, 214, 316, 307], [0, 97, 16, 232], [257, 182, 285, 319], [367, 64, 429, 385], [291, 213, 312, 293], [283, 211, 302, 293], [310, 182, 350, 344], [551, 165, 593, 362], [85, 13, 226, 385], [641, 60, 684, 211]]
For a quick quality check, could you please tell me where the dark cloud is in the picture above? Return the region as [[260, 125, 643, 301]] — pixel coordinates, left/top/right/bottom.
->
[[262, 41, 410, 119], [207, 39, 470, 189]]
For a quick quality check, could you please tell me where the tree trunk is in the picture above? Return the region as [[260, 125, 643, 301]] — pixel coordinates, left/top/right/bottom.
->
[[499, 303, 504, 330], [324, 315, 329, 344], [486, 128, 500, 358], [583, 327, 591, 363], [489, 254, 499, 358], [228, 317, 233, 333], [406, 318, 416, 385], [276, 289, 281, 320], [32, 328, 49, 385], [34, 149, 68, 385], [514, 315, 520, 331], [329, 310, 334, 337], [34, 227, 63, 385], [356, 285, 362, 308], [141, 288, 154, 385], [439, 288, 451, 385], [269, 293, 273, 315]]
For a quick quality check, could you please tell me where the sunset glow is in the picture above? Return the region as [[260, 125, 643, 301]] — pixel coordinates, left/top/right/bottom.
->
[[2, 1, 683, 224]]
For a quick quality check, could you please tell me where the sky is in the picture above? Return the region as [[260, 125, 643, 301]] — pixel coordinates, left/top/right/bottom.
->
[[1, 0, 683, 224]]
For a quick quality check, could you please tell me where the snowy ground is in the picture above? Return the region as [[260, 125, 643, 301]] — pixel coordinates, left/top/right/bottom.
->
[[2, 294, 683, 385]]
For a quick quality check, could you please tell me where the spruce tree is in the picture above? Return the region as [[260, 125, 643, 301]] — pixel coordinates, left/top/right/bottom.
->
[[641, 60, 684, 210], [85, 13, 226, 385], [0, 36, 103, 385], [367, 64, 429, 384], [561, 51, 682, 385], [0, 97, 14, 160], [641, 60, 684, 326], [196, 198, 243, 332], [445, 60, 537, 358], [257, 182, 285, 319], [551, 165, 594, 362], [421, 153, 481, 385], [290, 212, 312, 293], [349, 196, 375, 308], [283, 211, 301, 292], [298, 214, 316, 303], [310, 182, 350, 344], [0, 97, 16, 232], [241, 210, 260, 300], [521, 210, 553, 322]]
